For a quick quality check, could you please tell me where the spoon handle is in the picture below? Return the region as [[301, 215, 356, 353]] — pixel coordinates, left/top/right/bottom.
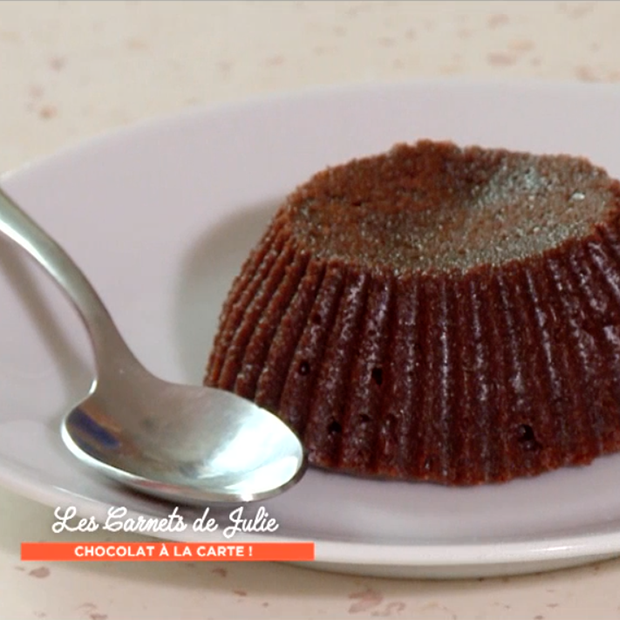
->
[[0, 186, 139, 374]]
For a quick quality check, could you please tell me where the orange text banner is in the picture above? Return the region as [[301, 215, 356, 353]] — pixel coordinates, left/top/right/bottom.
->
[[21, 541, 315, 562]]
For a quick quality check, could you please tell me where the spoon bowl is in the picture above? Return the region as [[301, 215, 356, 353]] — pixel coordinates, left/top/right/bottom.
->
[[62, 377, 306, 504], [0, 187, 307, 504]]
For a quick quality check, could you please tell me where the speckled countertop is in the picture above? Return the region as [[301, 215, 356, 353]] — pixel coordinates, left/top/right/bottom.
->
[[2, 1, 620, 619]]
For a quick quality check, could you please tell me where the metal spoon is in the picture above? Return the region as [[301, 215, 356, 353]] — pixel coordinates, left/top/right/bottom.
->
[[0, 187, 306, 504]]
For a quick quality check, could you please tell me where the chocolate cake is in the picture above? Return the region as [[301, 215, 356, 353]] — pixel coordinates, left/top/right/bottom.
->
[[205, 140, 620, 485]]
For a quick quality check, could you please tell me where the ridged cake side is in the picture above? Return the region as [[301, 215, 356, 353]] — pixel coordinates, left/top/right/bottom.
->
[[205, 142, 620, 485], [205, 214, 620, 485]]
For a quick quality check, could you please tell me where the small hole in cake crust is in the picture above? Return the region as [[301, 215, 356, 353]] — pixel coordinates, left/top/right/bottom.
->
[[311, 313, 322, 325], [298, 360, 311, 375], [517, 424, 542, 451], [328, 420, 342, 434], [360, 414, 371, 424], [371, 367, 383, 386]]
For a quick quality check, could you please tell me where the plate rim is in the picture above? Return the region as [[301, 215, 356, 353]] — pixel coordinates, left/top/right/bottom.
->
[[4, 75, 620, 185], [0, 459, 617, 568]]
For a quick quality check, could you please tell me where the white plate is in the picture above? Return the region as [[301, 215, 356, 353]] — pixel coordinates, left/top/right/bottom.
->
[[4, 80, 620, 579]]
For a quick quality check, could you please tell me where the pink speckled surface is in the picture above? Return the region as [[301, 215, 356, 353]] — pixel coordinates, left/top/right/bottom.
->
[[3, 1, 620, 618]]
